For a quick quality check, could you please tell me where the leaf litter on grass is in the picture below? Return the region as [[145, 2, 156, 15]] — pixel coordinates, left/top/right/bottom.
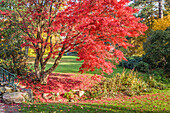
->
[[19, 73, 170, 113], [18, 73, 98, 103]]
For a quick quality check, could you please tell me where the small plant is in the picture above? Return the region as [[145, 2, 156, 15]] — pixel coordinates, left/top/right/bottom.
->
[[148, 75, 168, 90], [63, 90, 75, 101]]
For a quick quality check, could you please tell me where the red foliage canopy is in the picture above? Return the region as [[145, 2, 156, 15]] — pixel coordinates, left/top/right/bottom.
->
[[0, 0, 148, 75]]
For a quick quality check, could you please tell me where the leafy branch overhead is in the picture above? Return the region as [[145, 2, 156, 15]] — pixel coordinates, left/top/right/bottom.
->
[[0, 0, 148, 84]]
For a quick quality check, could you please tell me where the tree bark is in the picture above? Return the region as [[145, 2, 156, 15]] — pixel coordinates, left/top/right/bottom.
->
[[40, 53, 63, 84], [158, 0, 163, 18], [40, 72, 49, 84], [25, 46, 29, 58], [34, 52, 41, 80]]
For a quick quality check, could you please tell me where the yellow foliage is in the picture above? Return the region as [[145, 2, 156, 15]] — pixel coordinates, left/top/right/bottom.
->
[[126, 35, 147, 57], [28, 32, 62, 56], [126, 14, 170, 57], [152, 15, 170, 31]]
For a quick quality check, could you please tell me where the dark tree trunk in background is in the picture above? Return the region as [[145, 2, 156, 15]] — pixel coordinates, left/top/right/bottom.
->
[[25, 46, 29, 57], [158, 0, 163, 18]]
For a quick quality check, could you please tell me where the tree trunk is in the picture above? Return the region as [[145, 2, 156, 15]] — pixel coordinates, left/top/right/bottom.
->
[[40, 54, 63, 84], [40, 72, 49, 84], [158, 0, 163, 18], [25, 46, 29, 58], [34, 55, 41, 80]]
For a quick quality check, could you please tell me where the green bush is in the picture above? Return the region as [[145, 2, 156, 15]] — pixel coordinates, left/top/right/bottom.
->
[[119, 57, 150, 73], [119, 56, 142, 69], [148, 75, 168, 90], [143, 30, 170, 70], [63, 90, 74, 100], [0, 55, 31, 76], [134, 61, 150, 73], [85, 70, 151, 99], [149, 69, 170, 84], [0, 40, 31, 76]]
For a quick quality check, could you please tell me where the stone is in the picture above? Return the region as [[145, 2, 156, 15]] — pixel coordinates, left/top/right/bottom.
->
[[3, 92, 26, 104], [17, 85, 26, 89], [69, 99, 74, 102], [20, 88, 33, 101], [72, 90, 85, 97], [72, 90, 79, 92], [5, 86, 14, 93], [78, 91, 85, 97], [21, 92, 29, 101], [15, 88, 20, 92], [0, 82, 9, 86], [42, 93, 52, 100], [35, 86, 41, 89], [7, 84, 14, 87], [0, 78, 3, 82], [0, 87, 5, 93], [57, 99, 63, 102], [56, 92, 60, 96]]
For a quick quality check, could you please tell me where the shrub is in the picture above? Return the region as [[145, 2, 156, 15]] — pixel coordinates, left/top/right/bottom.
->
[[149, 68, 170, 84], [119, 56, 142, 69], [0, 44, 31, 76], [119, 56, 150, 73], [0, 16, 31, 76], [134, 61, 150, 73], [85, 70, 151, 99], [143, 29, 170, 70], [148, 75, 168, 90]]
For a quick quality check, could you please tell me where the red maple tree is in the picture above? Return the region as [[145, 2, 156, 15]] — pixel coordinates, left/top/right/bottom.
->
[[0, 0, 148, 84]]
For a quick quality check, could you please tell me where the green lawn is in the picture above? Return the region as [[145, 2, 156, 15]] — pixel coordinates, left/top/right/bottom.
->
[[28, 56, 132, 77], [23, 56, 170, 113], [21, 88, 170, 113]]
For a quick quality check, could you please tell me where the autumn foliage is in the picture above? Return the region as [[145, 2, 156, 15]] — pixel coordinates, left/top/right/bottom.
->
[[152, 14, 170, 31], [0, 0, 148, 84]]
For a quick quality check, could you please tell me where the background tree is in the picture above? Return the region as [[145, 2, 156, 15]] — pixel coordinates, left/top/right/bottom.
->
[[152, 14, 170, 31], [0, 0, 148, 84], [126, 0, 169, 56], [143, 29, 170, 74]]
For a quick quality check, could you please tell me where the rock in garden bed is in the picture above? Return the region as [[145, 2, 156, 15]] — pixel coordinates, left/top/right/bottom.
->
[[0, 81, 33, 104], [3, 92, 27, 104]]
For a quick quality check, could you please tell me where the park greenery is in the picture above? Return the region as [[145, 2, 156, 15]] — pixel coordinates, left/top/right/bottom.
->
[[0, 0, 169, 113]]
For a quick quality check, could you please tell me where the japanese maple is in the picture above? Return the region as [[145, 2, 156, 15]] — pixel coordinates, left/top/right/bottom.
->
[[0, 0, 148, 84]]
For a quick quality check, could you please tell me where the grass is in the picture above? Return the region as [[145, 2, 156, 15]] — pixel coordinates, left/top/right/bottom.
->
[[27, 56, 132, 77], [21, 88, 170, 113], [21, 56, 170, 113]]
